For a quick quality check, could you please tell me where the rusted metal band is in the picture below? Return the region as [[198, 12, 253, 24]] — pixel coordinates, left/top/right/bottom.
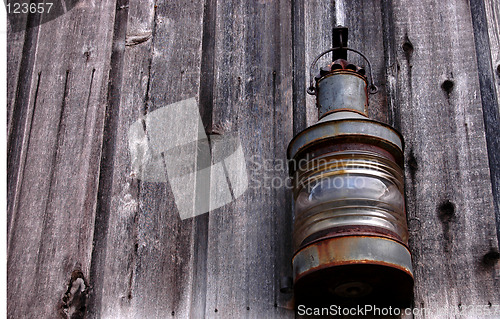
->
[[292, 236, 414, 282], [287, 118, 404, 165]]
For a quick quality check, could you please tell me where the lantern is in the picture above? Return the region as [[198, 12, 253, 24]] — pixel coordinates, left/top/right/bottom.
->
[[288, 28, 414, 307]]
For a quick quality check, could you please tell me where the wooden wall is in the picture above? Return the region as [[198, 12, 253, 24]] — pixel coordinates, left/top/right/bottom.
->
[[7, 0, 500, 318]]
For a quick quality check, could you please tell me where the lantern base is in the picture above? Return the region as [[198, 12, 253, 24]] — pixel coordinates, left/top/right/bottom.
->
[[293, 236, 414, 308]]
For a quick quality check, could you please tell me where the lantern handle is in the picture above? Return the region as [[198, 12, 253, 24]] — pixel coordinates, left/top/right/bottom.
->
[[307, 47, 378, 95]]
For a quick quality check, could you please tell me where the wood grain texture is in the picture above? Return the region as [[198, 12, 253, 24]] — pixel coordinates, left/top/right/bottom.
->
[[6, 13, 27, 137], [87, 0, 136, 317], [470, 0, 500, 246], [87, 0, 208, 318], [203, 0, 294, 317], [7, 1, 117, 318], [7, 10, 40, 241], [483, 0, 500, 111], [391, 0, 500, 317], [340, 0, 388, 122], [6, 0, 500, 318], [303, 0, 334, 127]]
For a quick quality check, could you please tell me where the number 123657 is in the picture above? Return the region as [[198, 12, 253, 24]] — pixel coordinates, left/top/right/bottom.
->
[[6, 2, 54, 14]]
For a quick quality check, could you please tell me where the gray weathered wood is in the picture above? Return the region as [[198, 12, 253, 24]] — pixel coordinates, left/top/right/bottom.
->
[[87, 0, 208, 318], [391, 0, 500, 317], [7, 9, 39, 240], [203, 0, 294, 317], [7, 1, 117, 317], [6, 13, 27, 136], [470, 0, 500, 246], [87, 0, 144, 317], [7, 0, 500, 318], [484, 0, 500, 113], [303, 0, 333, 127]]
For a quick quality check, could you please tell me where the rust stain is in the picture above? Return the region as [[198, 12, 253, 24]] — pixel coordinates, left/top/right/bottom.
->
[[294, 236, 414, 282]]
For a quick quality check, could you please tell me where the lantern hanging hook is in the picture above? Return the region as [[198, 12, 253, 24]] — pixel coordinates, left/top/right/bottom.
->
[[307, 47, 378, 95]]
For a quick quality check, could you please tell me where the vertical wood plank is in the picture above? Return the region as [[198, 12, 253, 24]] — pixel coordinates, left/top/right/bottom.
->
[[7, 1, 117, 317], [338, 0, 388, 122], [131, 0, 207, 316], [484, 0, 500, 110], [7, 14, 28, 135], [87, 0, 136, 317], [7, 10, 41, 241], [292, 0, 306, 136], [204, 0, 294, 317], [87, 0, 209, 318], [469, 0, 500, 245], [7, 0, 500, 318], [391, 0, 500, 316], [303, 0, 334, 127], [302, 0, 389, 125]]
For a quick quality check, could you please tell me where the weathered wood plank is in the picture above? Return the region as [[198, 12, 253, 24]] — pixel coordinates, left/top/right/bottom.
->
[[7, 0, 500, 318], [381, 0, 401, 130], [7, 1, 117, 318], [339, 0, 388, 122], [130, 0, 207, 316], [87, 0, 208, 318], [7, 13, 28, 136], [292, 0, 306, 136], [86, 0, 136, 317], [303, 0, 334, 127], [484, 0, 500, 111], [7, 9, 41, 242], [204, 0, 294, 317], [391, 0, 500, 317], [470, 0, 500, 246]]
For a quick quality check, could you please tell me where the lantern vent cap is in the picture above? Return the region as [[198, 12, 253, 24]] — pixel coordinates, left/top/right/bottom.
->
[[315, 59, 367, 81]]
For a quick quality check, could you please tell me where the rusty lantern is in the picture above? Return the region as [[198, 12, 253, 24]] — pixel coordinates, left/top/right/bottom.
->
[[287, 28, 414, 307]]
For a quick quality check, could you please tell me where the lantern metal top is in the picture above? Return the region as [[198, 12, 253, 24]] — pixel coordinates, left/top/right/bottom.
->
[[307, 47, 378, 96]]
